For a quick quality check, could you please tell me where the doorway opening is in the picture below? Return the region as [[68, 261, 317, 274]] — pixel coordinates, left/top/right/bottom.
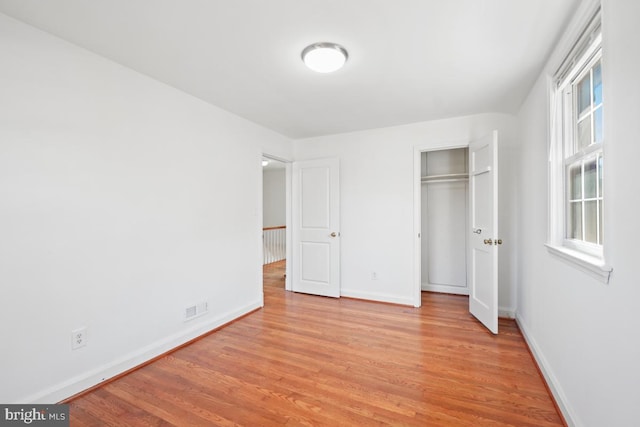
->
[[420, 148, 470, 296], [262, 155, 291, 296], [413, 132, 500, 333], [413, 143, 469, 308]]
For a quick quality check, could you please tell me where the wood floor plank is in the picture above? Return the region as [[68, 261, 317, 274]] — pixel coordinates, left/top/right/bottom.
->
[[67, 260, 564, 426]]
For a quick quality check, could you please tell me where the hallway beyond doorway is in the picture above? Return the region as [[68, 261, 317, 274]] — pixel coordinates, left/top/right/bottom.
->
[[264, 260, 285, 290]]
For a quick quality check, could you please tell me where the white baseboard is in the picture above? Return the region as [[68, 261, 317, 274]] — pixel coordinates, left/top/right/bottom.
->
[[498, 306, 516, 319], [340, 289, 414, 306], [24, 301, 263, 404], [419, 286, 514, 319], [421, 282, 469, 295], [516, 314, 578, 427]]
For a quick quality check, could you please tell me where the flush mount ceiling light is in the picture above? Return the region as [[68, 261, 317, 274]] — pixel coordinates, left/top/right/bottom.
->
[[262, 159, 270, 167], [301, 42, 348, 73]]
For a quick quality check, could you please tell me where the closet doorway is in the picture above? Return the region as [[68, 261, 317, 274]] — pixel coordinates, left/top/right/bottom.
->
[[413, 131, 500, 333], [420, 148, 470, 296]]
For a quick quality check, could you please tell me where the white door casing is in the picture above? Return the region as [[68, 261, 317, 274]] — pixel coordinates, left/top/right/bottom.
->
[[292, 158, 340, 297], [468, 131, 499, 334]]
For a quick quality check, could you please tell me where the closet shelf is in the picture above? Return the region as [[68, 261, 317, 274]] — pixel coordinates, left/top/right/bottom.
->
[[421, 173, 469, 183]]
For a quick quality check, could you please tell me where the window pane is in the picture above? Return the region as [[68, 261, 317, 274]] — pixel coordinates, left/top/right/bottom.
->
[[593, 61, 602, 105], [599, 201, 603, 244], [584, 158, 597, 198], [568, 202, 582, 240], [577, 117, 592, 150], [569, 163, 582, 200], [594, 107, 603, 143], [577, 73, 591, 116], [585, 200, 598, 243], [598, 154, 603, 197]]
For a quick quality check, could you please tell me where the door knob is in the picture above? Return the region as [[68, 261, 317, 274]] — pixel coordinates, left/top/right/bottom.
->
[[483, 239, 493, 245], [330, 232, 337, 237], [473, 228, 482, 234]]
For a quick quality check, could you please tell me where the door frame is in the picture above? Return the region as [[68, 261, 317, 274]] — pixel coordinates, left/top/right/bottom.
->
[[261, 153, 292, 292], [412, 141, 469, 308]]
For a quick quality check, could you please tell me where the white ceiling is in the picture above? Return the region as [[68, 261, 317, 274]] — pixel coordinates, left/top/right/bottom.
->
[[0, 0, 579, 139]]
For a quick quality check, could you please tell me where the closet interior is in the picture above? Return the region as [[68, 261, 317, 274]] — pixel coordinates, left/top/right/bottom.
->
[[420, 147, 469, 295]]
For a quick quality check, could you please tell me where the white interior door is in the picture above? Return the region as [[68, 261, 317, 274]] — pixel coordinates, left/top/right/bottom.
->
[[292, 158, 340, 297], [468, 131, 499, 334]]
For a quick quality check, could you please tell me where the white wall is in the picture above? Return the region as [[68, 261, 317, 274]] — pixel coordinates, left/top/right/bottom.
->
[[516, 0, 640, 425], [294, 113, 518, 310], [262, 168, 286, 227], [0, 14, 291, 403]]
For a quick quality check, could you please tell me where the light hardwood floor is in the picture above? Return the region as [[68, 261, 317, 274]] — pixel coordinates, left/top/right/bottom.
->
[[68, 260, 564, 426]]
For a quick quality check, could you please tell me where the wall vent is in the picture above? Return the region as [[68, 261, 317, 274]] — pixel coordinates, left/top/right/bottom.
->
[[184, 301, 208, 321]]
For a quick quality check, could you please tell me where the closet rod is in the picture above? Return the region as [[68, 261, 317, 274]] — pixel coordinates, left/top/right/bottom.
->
[[421, 178, 469, 184], [421, 173, 469, 184]]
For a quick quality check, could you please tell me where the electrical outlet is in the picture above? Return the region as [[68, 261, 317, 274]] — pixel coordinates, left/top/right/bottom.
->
[[371, 272, 378, 280], [71, 327, 87, 350]]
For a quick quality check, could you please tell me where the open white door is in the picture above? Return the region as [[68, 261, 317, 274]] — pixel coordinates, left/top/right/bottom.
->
[[291, 158, 340, 297], [468, 131, 499, 334]]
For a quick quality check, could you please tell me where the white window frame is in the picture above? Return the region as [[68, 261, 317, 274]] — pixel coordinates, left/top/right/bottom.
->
[[547, 8, 612, 283], [561, 50, 603, 256]]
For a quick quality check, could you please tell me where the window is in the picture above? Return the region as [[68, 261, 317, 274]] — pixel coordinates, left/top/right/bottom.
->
[[562, 55, 603, 253], [548, 8, 611, 281]]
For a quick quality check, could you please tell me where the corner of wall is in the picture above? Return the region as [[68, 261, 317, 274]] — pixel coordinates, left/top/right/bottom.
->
[[24, 301, 262, 404], [515, 315, 579, 426]]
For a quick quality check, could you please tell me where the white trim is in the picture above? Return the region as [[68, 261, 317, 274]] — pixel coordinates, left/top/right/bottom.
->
[[562, 236, 603, 258], [557, 34, 602, 90], [262, 153, 292, 164], [564, 140, 602, 165], [545, 0, 602, 78], [516, 314, 580, 427], [19, 301, 263, 404], [285, 162, 292, 291], [545, 244, 612, 283], [262, 152, 293, 292], [340, 289, 414, 306], [548, 7, 609, 277], [422, 283, 469, 296], [413, 145, 423, 307], [413, 140, 470, 308], [498, 307, 516, 319]]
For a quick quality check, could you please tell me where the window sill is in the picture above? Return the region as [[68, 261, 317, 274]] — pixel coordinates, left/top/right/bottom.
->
[[545, 244, 613, 284]]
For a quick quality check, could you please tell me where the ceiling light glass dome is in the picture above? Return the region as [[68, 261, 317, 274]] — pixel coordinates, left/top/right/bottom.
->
[[301, 42, 348, 73]]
